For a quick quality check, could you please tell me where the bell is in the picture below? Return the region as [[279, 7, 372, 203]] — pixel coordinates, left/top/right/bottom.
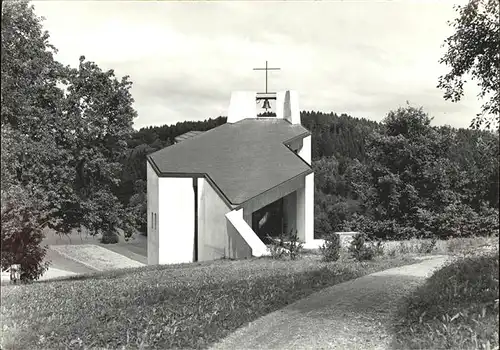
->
[[262, 98, 271, 110]]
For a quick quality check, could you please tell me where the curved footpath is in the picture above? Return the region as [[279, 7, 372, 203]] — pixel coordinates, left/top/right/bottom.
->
[[210, 255, 449, 350]]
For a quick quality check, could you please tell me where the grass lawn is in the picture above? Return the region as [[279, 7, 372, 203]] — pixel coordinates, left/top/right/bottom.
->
[[392, 250, 499, 349], [1, 255, 415, 349]]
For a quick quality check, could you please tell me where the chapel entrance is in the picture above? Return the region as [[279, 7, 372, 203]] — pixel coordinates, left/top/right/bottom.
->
[[251, 198, 284, 244]]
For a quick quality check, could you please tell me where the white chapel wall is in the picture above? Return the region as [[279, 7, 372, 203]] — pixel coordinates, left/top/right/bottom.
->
[[305, 172, 314, 242], [197, 178, 234, 261], [227, 91, 257, 123], [296, 172, 314, 243], [157, 177, 195, 264], [147, 162, 159, 264], [298, 135, 312, 165]]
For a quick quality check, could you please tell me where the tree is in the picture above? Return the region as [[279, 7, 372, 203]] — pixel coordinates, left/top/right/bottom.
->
[[1, 0, 138, 279], [351, 107, 456, 232], [1, 185, 50, 281], [1, 0, 66, 280], [344, 105, 499, 239], [438, 0, 500, 129], [56, 56, 137, 239]]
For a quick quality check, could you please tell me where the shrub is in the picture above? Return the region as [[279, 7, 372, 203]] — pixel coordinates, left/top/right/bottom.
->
[[397, 226, 421, 240], [348, 233, 376, 261], [344, 204, 500, 242], [412, 207, 437, 238], [387, 247, 397, 258], [327, 201, 360, 232], [397, 241, 413, 255], [446, 235, 499, 255], [320, 233, 341, 262], [344, 214, 418, 240], [267, 230, 304, 260], [267, 235, 287, 260], [474, 204, 499, 237], [417, 236, 438, 254], [428, 203, 499, 239], [372, 239, 385, 257], [286, 230, 304, 260], [101, 232, 119, 244], [1, 197, 49, 282]]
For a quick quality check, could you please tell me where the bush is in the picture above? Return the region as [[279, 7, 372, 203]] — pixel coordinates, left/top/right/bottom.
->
[[327, 201, 360, 232], [473, 204, 499, 237], [267, 230, 304, 260], [1, 198, 49, 282], [417, 236, 438, 254], [287, 232, 304, 260], [426, 203, 499, 239], [267, 235, 287, 260], [348, 233, 376, 261], [344, 204, 499, 242], [101, 232, 119, 244], [397, 241, 413, 255], [372, 239, 385, 257], [446, 235, 499, 255], [344, 214, 417, 240], [320, 233, 341, 262]]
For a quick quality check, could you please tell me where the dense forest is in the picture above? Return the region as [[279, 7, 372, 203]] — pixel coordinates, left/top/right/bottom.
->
[[121, 108, 499, 240]]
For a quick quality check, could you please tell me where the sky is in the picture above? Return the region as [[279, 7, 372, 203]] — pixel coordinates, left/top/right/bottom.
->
[[32, 0, 482, 130]]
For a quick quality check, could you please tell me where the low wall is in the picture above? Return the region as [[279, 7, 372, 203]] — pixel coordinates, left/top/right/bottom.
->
[[303, 232, 359, 250]]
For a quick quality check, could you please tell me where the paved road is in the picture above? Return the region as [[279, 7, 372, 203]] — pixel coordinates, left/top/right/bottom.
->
[[210, 255, 449, 350]]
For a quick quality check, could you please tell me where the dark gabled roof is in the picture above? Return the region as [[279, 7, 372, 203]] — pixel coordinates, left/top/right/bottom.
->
[[148, 118, 312, 206], [174, 130, 205, 143]]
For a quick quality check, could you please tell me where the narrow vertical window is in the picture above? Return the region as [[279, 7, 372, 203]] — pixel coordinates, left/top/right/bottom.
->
[[154, 213, 157, 230], [151, 212, 154, 228]]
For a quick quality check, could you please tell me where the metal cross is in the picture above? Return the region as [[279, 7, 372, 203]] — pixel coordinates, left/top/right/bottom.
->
[[253, 61, 280, 94]]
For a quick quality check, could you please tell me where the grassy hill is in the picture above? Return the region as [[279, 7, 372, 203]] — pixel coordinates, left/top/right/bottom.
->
[[1, 254, 414, 349]]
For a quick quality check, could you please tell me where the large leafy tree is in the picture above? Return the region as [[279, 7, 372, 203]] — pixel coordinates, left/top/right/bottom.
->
[[54, 56, 137, 238], [350, 107, 463, 232], [343, 105, 499, 239], [438, 0, 500, 129], [1, 0, 137, 280], [1, 0, 68, 280]]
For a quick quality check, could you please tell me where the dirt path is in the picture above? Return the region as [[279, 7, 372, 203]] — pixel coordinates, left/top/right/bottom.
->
[[210, 255, 449, 350]]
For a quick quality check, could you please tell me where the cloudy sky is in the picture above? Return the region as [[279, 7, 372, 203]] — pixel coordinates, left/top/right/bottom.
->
[[33, 0, 481, 130]]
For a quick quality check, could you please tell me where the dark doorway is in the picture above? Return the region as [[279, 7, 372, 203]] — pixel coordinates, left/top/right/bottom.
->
[[252, 198, 284, 244]]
